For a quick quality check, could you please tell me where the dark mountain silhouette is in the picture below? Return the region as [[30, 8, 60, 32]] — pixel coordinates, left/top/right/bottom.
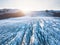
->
[[45, 10, 60, 17], [29, 10, 60, 17], [0, 9, 24, 19]]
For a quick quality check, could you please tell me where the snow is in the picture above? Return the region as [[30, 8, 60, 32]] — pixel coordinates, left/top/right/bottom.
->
[[0, 17, 60, 45]]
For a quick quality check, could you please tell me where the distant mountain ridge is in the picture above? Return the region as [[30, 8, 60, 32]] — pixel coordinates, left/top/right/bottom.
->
[[29, 10, 60, 17], [0, 9, 20, 15], [0, 9, 24, 19]]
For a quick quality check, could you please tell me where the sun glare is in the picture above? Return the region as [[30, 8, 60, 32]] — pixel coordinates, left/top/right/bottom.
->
[[20, 9, 31, 14]]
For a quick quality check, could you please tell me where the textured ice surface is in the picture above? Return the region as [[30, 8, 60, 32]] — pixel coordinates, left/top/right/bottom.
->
[[0, 17, 60, 45]]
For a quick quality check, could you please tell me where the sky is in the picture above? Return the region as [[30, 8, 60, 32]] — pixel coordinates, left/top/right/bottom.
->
[[0, 0, 60, 11]]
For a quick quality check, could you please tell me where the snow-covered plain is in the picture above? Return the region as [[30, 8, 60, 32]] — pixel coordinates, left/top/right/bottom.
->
[[0, 17, 60, 45]]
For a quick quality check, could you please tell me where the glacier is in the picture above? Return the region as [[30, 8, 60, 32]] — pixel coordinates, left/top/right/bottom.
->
[[0, 17, 60, 45]]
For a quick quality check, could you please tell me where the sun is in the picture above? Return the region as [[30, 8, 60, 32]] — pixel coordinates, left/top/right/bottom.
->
[[22, 10, 30, 14], [20, 9, 31, 14], [17, 7, 31, 14]]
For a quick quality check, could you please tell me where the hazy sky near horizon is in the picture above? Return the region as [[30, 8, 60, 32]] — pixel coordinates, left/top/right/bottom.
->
[[0, 0, 60, 11]]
